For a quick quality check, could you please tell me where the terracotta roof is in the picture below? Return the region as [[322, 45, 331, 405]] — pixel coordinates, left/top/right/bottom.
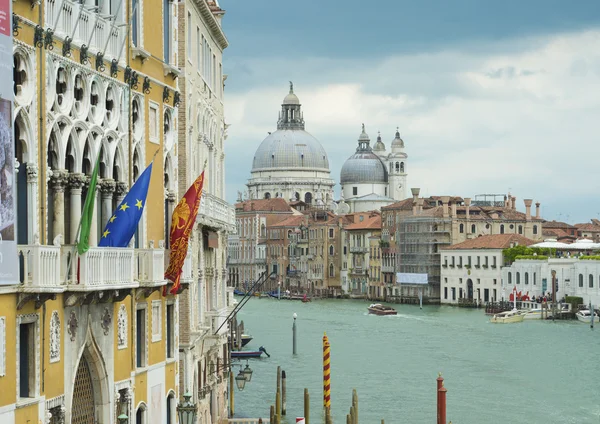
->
[[575, 223, 600, 232], [235, 198, 292, 213], [443, 234, 536, 250], [272, 215, 305, 228], [542, 220, 576, 229], [345, 213, 381, 230]]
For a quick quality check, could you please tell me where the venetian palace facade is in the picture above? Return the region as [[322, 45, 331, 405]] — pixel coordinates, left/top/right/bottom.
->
[[1, 0, 234, 423]]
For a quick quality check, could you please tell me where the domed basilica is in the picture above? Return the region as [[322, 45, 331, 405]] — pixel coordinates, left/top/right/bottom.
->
[[339, 125, 408, 213], [246, 83, 335, 205]]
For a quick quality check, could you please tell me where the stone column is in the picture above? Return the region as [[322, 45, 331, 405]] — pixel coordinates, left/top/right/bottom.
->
[[115, 181, 128, 204], [165, 190, 176, 247], [26, 163, 38, 244], [68, 173, 86, 243], [86, 176, 99, 246], [50, 170, 68, 244], [100, 179, 116, 231]]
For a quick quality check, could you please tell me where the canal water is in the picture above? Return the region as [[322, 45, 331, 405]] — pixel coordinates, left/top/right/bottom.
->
[[232, 298, 600, 424]]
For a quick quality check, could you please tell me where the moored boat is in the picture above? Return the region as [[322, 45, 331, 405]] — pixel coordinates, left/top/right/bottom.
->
[[576, 310, 600, 323], [490, 310, 525, 324], [368, 303, 397, 316], [521, 308, 553, 320]]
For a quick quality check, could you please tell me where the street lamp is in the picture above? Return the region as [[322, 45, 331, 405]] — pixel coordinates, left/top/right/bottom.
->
[[117, 389, 129, 424], [177, 391, 197, 424], [242, 362, 253, 382], [235, 369, 247, 391]]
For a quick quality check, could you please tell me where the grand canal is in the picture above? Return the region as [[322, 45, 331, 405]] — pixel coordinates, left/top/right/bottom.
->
[[232, 297, 599, 424]]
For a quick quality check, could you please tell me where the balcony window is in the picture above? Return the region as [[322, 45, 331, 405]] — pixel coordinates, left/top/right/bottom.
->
[[163, 0, 172, 63], [136, 307, 147, 368], [131, 0, 141, 47], [18, 315, 38, 399], [166, 303, 175, 359]]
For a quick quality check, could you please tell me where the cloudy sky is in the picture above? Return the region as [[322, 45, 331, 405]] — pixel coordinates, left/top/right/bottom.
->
[[220, 0, 600, 224]]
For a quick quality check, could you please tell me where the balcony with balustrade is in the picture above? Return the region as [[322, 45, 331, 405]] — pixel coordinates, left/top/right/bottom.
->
[[45, 0, 126, 64], [16, 244, 168, 308], [350, 246, 369, 254], [197, 192, 236, 233], [382, 265, 395, 273]]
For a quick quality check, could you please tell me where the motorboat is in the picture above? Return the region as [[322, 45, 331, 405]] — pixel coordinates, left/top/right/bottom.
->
[[521, 308, 553, 320], [302, 294, 311, 303], [368, 304, 397, 316], [229, 334, 253, 348], [490, 310, 525, 324], [576, 310, 600, 323], [231, 346, 270, 359]]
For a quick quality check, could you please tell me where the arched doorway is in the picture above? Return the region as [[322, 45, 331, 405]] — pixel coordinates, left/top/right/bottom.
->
[[466, 279, 474, 300], [71, 354, 96, 423]]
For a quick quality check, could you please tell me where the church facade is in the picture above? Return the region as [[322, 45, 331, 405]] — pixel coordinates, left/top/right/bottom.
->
[[340, 125, 408, 213], [246, 84, 335, 206]]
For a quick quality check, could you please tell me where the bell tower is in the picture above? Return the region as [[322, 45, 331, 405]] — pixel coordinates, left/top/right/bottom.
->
[[388, 128, 408, 200]]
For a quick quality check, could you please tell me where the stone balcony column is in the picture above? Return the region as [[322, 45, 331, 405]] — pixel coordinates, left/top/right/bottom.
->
[[165, 190, 176, 247], [26, 163, 39, 244], [85, 175, 99, 246], [68, 173, 87, 243], [50, 170, 68, 244], [100, 179, 116, 230]]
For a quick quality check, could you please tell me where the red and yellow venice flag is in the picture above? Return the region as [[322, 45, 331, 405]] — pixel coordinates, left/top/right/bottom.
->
[[164, 171, 205, 294]]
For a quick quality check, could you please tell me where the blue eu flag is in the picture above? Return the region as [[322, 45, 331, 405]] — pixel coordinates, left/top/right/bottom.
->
[[98, 163, 153, 247]]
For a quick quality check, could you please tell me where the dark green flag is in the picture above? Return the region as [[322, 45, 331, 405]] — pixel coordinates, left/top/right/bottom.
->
[[77, 155, 100, 255]]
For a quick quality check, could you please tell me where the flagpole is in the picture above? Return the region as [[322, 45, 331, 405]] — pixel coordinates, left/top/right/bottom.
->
[[64, 151, 101, 284]]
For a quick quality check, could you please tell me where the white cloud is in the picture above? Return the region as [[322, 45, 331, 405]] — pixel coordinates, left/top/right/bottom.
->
[[224, 29, 600, 223]]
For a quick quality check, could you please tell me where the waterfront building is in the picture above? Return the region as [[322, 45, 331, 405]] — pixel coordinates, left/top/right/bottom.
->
[[502, 257, 600, 305], [381, 190, 544, 303], [246, 84, 335, 204], [440, 234, 535, 305], [176, 0, 236, 422], [228, 198, 294, 289], [4, 0, 182, 420], [340, 126, 408, 213], [368, 234, 384, 299], [343, 211, 381, 296]]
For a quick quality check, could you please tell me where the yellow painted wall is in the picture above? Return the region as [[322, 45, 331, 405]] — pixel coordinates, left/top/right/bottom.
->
[[114, 299, 134, 383], [43, 297, 65, 400], [135, 371, 148, 405], [14, 403, 39, 423], [165, 361, 176, 394], [13, 0, 38, 23], [0, 295, 17, 407]]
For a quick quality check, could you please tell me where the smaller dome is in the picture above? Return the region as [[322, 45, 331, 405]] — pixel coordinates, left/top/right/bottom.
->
[[340, 124, 388, 184], [373, 131, 386, 152], [391, 127, 404, 148]]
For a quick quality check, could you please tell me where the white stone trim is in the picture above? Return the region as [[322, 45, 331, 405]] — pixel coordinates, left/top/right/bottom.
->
[[49, 311, 60, 363], [16, 313, 40, 400], [148, 101, 160, 144], [151, 300, 162, 343], [0, 317, 5, 376], [117, 304, 128, 350]]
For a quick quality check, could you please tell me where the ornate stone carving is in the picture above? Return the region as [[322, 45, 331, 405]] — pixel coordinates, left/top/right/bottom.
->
[[101, 307, 111, 336], [26, 163, 38, 183], [67, 311, 78, 341], [68, 172, 86, 191], [49, 310, 60, 362], [99, 178, 116, 197], [49, 170, 68, 192], [115, 181, 128, 198], [117, 304, 127, 348]]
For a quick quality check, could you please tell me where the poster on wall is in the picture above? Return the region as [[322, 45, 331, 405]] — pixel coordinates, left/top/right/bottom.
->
[[0, 0, 17, 286]]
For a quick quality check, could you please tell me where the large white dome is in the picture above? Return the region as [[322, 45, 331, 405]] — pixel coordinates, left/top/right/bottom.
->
[[252, 129, 330, 171]]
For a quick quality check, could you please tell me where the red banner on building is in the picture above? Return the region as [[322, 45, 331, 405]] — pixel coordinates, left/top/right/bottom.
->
[[164, 171, 205, 294]]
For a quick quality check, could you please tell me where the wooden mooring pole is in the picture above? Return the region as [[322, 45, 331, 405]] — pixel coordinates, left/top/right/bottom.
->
[[282, 370, 287, 415], [304, 388, 310, 424]]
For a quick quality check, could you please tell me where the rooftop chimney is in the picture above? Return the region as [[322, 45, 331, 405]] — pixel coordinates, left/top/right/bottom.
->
[[411, 188, 420, 202], [512, 196, 517, 210], [451, 202, 457, 218], [441, 196, 450, 218], [464, 197, 471, 220], [535, 202, 540, 219], [524, 199, 533, 221], [417, 198, 424, 214]]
